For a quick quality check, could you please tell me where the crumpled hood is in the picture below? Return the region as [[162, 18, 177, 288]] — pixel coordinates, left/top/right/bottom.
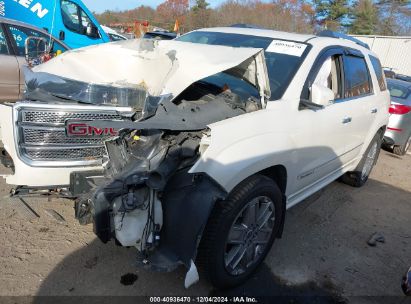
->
[[33, 39, 271, 102]]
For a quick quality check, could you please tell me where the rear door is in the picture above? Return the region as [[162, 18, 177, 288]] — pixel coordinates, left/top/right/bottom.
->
[[340, 50, 375, 161], [0, 23, 19, 101]]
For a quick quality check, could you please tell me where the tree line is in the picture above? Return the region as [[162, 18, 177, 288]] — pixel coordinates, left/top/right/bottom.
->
[[95, 0, 411, 36]]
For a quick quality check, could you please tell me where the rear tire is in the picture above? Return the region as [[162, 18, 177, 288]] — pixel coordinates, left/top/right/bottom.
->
[[393, 134, 411, 156], [196, 174, 283, 289], [340, 132, 382, 187]]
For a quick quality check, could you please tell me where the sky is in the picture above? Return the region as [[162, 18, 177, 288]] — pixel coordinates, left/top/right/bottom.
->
[[82, 0, 227, 13]]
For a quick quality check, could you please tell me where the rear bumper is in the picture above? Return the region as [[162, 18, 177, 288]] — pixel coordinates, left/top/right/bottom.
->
[[384, 114, 411, 146]]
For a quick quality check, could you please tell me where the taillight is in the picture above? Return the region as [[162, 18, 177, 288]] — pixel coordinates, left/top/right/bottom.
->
[[389, 103, 411, 115]]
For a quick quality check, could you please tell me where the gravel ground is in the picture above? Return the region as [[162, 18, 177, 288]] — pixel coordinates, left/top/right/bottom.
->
[[0, 150, 410, 302]]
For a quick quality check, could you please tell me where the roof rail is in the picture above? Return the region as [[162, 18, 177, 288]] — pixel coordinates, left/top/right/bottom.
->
[[230, 24, 264, 29], [318, 30, 370, 50]]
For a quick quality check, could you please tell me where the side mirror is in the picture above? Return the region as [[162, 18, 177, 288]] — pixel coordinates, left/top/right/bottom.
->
[[25, 36, 50, 67], [310, 83, 335, 107], [86, 23, 99, 38]]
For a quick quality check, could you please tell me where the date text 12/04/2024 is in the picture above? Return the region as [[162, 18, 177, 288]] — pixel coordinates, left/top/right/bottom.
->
[[149, 297, 258, 303]]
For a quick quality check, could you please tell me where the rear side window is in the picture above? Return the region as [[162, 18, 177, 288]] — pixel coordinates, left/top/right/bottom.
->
[[0, 26, 9, 55], [6, 24, 50, 56], [344, 55, 372, 98], [369, 55, 387, 91], [5, 24, 68, 56]]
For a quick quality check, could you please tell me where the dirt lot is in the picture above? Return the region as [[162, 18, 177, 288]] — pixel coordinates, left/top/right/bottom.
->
[[0, 150, 410, 302]]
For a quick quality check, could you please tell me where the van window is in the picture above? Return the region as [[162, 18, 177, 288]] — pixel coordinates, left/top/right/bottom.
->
[[344, 55, 372, 98], [0, 26, 9, 55], [369, 55, 387, 92], [61, 0, 96, 36]]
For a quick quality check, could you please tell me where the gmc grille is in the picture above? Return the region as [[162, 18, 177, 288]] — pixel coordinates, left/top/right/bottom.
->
[[16, 106, 131, 166]]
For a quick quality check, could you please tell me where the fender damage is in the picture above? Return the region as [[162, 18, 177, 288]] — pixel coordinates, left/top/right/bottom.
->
[[30, 39, 271, 286]]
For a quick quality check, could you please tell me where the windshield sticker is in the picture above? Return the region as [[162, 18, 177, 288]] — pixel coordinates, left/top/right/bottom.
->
[[266, 40, 307, 57]]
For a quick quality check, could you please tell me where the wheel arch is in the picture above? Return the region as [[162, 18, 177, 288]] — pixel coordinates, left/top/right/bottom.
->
[[258, 164, 288, 195], [227, 165, 288, 238]]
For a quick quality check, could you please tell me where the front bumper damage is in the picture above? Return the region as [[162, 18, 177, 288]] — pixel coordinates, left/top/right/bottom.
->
[[72, 94, 257, 286], [25, 38, 272, 287]]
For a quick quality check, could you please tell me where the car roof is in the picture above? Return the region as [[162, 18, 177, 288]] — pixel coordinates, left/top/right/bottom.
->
[[0, 17, 70, 49], [145, 31, 177, 38], [197, 27, 315, 42], [190, 27, 374, 54]]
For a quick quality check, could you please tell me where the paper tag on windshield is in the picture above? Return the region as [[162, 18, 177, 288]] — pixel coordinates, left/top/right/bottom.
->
[[266, 40, 307, 57]]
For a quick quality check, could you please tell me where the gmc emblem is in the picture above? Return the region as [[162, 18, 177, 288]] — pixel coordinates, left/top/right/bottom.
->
[[66, 121, 118, 137]]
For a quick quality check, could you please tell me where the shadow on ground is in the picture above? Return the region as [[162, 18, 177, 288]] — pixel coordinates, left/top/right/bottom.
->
[[32, 177, 411, 302]]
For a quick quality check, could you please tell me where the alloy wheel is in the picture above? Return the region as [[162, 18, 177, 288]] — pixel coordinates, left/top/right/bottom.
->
[[224, 196, 275, 276]]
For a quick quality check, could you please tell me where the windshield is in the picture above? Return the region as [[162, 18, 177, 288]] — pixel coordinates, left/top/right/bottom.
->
[[176, 31, 309, 100]]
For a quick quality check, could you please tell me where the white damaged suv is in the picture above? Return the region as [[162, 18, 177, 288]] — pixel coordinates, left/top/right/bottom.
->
[[0, 27, 390, 288]]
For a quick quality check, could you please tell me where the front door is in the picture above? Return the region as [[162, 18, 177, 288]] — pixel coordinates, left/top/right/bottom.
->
[[288, 49, 352, 200]]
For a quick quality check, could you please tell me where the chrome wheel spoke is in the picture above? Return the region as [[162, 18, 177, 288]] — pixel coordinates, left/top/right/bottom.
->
[[243, 201, 257, 228], [254, 228, 271, 244], [256, 203, 273, 229], [245, 244, 257, 267], [226, 244, 247, 272], [227, 224, 247, 245]]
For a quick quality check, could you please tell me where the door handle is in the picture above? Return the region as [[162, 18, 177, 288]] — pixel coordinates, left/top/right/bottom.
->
[[342, 117, 352, 124], [371, 108, 378, 114]]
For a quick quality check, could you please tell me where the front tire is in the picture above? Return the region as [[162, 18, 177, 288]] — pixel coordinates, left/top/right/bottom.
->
[[340, 132, 382, 187], [196, 175, 284, 289]]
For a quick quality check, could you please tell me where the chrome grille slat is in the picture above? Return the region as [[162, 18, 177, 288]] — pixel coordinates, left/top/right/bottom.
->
[[23, 128, 106, 145], [25, 146, 107, 161], [21, 110, 122, 125]]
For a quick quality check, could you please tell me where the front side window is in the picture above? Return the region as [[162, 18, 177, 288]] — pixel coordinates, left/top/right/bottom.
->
[[176, 31, 309, 100], [369, 55, 387, 92], [79, 8, 92, 33], [61, 0, 96, 36], [61, 0, 81, 33], [312, 55, 342, 101], [0, 26, 9, 55], [344, 55, 372, 98]]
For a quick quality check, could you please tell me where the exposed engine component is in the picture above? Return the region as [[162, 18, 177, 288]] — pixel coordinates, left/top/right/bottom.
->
[[112, 189, 162, 249], [73, 83, 259, 265]]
